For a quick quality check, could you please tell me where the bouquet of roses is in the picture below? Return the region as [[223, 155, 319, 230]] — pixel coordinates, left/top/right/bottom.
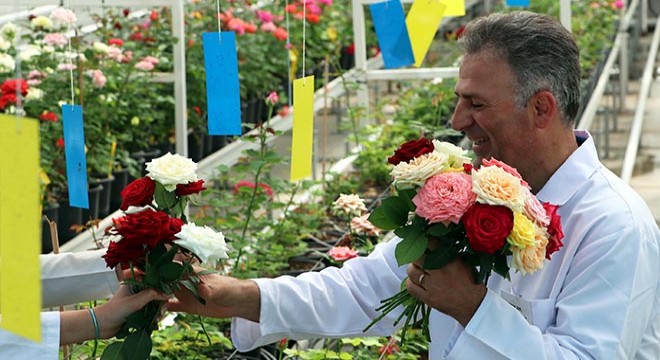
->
[[99, 152, 230, 359], [363, 138, 564, 341]]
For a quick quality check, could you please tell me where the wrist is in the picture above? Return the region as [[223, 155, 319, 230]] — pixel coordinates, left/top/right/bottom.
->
[[232, 279, 261, 322]]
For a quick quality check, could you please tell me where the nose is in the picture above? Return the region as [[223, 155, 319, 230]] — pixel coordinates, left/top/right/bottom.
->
[[450, 99, 471, 131]]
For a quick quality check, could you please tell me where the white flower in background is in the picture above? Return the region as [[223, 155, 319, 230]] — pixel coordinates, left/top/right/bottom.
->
[[18, 45, 41, 62], [432, 140, 472, 169], [390, 151, 449, 189], [57, 63, 76, 71], [0, 37, 10, 51], [50, 8, 78, 26], [146, 152, 198, 191], [0, 54, 15, 73], [1, 23, 18, 40], [350, 214, 381, 237], [174, 223, 229, 265], [332, 194, 367, 218], [25, 88, 43, 101], [93, 42, 110, 54], [41, 45, 55, 54], [31, 16, 53, 30]]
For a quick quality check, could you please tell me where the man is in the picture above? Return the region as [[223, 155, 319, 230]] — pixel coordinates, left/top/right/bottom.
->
[[168, 11, 660, 358]]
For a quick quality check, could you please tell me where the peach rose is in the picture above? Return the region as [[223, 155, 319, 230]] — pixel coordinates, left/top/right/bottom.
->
[[511, 231, 548, 274], [471, 165, 527, 212]]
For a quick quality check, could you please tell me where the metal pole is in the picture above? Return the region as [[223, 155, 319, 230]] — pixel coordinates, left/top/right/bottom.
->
[[171, 0, 188, 156], [620, 32, 629, 111], [560, 0, 572, 32]]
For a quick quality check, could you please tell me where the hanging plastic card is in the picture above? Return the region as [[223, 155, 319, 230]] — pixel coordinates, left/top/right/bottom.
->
[[0, 115, 41, 342], [444, 0, 466, 17], [203, 31, 242, 135], [369, 0, 415, 69], [62, 104, 89, 208], [407, 0, 447, 67], [290, 76, 315, 181], [506, 0, 531, 7]]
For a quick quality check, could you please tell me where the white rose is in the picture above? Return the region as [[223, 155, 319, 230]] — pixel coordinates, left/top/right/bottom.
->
[[145, 152, 198, 191], [0, 37, 10, 51], [174, 223, 230, 265], [390, 151, 449, 189], [1, 23, 18, 40], [0, 53, 15, 74], [18, 45, 41, 62], [93, 42, 110, 54], [432, 140, 472, 168]]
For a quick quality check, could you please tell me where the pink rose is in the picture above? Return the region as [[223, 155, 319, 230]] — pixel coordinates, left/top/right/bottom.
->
[[413, 172, 476, 225], [328, 246, 358, 261], [523, 189, 549, 227]]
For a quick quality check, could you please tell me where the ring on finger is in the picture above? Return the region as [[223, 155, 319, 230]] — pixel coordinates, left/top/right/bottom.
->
[[418, 273, 425, 286]]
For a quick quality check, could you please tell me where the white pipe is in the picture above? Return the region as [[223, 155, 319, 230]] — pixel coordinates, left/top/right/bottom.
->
[[620, 14, 660, 182], [577, 34, 622, 130], [171, 0, 188, 156], [560, 0, 571, 32]]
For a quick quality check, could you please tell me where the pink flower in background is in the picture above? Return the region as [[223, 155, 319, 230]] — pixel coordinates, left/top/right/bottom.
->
[[277, 105, 290, 117], [44, 33, 67, 47], [613, 0, 625, 9], [50, 7, 77, 25], [317, 0, 333, 5], [143, 56, 160, 65], [227, 18, 246, 35], [350, 214, 381, 237], [328, 246, 358, 262], [306, 3, 322, 15], [122, 50, 133, 63], [106, 46, 124, 62], [256, 10, 276, 23], [90, 69, 107, 88], [27, 71, 45, 86], [57, 63, 76, 71], [260, 22, 276, 33], [135, 60, 155, 71], [265, 91, 279, 105], [413, 172, 476, 225]]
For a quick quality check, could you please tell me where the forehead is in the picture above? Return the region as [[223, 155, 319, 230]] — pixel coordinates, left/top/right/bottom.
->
[[455, 53, 516, 98]]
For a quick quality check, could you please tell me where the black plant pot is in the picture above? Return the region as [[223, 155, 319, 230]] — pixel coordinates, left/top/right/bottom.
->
[[91, 175, 114, 218], [41, 203, 59, 254], [57, 195, 83, 244], [110, 167, 130, 212], [188, 130, 205, 162], [81, 183, 104, 222]]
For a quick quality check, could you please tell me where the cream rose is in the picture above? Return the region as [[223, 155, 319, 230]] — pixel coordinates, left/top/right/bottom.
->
[[174, 223, 230, 265], [391, 151, 449, 189], [332, 194, 367, 218], [511, 230, 548, 274], [432, 140, 472, 169], [145, 152, 198, 191], [471, 165, 526, 211]]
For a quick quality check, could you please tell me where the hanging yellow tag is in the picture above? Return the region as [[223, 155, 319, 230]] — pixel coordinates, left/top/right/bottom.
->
[[407, 0, 447, 67], [0, 115, 42, 342], [444, 0, 466, 17], [290, 76, 315, 182]]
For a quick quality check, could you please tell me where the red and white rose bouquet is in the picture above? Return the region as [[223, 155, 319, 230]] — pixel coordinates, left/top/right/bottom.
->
[[100, 152, 230, 359], [364, 138, 564, 341]]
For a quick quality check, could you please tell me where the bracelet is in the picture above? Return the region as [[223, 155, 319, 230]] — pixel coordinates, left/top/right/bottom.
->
[[88, 308, 101, 340]]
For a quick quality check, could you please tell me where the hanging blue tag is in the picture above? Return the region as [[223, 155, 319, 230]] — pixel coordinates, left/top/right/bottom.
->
[[369, 0, 415, 69], [61, 104, 89, 209], [506, 0, 530, 7], [203, 31, 242, 135]]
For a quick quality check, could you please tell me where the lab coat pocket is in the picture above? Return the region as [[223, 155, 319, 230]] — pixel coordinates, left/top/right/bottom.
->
[[501, 291, 556, 331]]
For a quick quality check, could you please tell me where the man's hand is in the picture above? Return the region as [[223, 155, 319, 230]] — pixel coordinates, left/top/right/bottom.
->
[[166, 270, 262, 322], [406, 257, 486, 327]]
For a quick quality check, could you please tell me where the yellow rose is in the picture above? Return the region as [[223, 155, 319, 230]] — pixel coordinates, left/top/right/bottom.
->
[[507, 212, 537, 248]]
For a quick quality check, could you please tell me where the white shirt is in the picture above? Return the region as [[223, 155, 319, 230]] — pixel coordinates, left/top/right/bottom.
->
[[0, 249, 117, 359], [232, 131, 660, 359]]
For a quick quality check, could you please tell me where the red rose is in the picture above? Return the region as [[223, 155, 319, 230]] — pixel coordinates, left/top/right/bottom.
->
[[387, 137, 435, 165], [120, 177, 155, 210], [461, 204, 513, 254], [150, 10, 159, 21], [175, 179, 206, 196], [1, 79, 28, 96], [305, 13, 320, 24], [112, 208, 173, 248], [102, 239, 146, 268], [543, 203, 564, 259], [166, 217, 184, 241], [463, 163, 473, 174], [234, 180, 274, 198]]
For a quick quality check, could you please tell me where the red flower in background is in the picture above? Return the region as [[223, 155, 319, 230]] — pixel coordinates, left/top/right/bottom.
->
[[56, 138, 65, 149], [39, 111, 58, 122], [234, 180, 274, 198], [0, 93, 17, 110], [1, 78, 28, 96], [345, 43, 355, 55], [273, 27, 288, 41], [108, 38, 124, 47], [305, 13, 320, 24], [150, 9, 159, 21]]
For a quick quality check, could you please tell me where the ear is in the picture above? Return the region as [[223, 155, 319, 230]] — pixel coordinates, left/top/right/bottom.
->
[[528, 90, 557, 128]]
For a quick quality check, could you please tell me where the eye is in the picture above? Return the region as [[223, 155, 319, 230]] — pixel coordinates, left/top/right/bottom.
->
[[471, 102, 484, 109]]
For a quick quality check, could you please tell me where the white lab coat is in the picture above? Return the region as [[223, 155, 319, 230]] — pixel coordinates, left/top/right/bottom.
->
[[232, 131, 660, 359]]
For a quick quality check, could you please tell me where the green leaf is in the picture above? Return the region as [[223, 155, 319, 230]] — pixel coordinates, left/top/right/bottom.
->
[[493, 253, 511, 279], [367, 196, 410, 230], [427, 223, 453, 238], [125, 310, 150, 329], [154, 244, 179, 267], [159, 262, 184, 281], [154, 182, 177, 210], [100, 342, 125, 360], [143, 267, 160, 287], [423, 245, 459, 270], [122, 330, 153, 360], [147, 242, 167, 265], [476, 253, 494, 284], [396, 188, 418, 211], [394, 227, 428, 266]]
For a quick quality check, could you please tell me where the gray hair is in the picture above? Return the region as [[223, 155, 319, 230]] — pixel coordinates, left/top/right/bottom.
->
[[457, 11, 581, 126]]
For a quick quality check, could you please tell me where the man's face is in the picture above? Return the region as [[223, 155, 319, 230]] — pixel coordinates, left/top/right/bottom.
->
[[450, 53, 535, 170]]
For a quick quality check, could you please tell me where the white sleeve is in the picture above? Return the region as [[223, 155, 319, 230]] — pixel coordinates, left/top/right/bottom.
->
[[231, 239, 407, 351], [41, 249, 118, 308], [0, 312, 60, 359]]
